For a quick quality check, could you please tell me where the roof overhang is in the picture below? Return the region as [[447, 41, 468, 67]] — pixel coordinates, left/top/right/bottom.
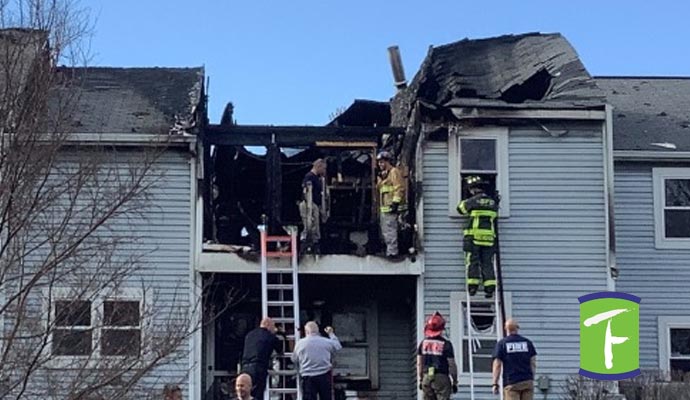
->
[[614, 150, 690, 162], [449, 107, 607, 121]]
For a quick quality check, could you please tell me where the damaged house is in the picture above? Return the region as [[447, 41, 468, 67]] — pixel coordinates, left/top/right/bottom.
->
[[6, 26, 690, 400]]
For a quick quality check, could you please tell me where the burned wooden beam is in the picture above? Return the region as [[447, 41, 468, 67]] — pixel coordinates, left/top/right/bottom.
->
[[204, 124, 402, 146]]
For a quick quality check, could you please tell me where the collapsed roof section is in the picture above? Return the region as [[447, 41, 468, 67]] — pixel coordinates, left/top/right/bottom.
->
[[405, 32, 605, 112]]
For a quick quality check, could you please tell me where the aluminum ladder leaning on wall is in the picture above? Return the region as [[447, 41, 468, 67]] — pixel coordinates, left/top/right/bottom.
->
[[466, 233, 504, 400], [259, 226, 302, 400]]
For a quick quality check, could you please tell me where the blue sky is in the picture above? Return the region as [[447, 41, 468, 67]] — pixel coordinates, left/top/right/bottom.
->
[[82, 1, 690, 125]]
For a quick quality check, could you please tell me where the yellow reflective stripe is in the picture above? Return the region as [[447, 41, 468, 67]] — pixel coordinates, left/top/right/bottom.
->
[[458, 201, 468, 214], [466, 278, 481, 285], [484, 280, 497, 287], [381, 185, 394, 193], [392, 196, 402, 203], [470, 210, 497, 217]]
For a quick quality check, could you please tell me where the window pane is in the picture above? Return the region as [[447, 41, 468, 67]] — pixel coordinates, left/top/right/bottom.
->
[[53, 328, 92, 356], [671, 329, 690, 357], [463, 302, 496, 333], [104, 301, 140, 327], [101, 329, 141, 356], [55, 300, 91, 327], [664, 210, 690, 238], [665, 179, 690, 207], [460, 139, 496, 171], [670, 359, 690, 382], [462, 340, 496, 373]]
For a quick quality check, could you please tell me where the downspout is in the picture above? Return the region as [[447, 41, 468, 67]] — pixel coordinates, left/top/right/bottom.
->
[[603, 105, 617, 290]]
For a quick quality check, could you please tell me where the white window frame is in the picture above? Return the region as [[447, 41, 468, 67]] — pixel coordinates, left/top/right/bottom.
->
[[43, 287, 148, 368], [448, 126, 510, 218], [450, 291, 512, 386], [658, 316, 690, 381], [652, 168, 690, 249]]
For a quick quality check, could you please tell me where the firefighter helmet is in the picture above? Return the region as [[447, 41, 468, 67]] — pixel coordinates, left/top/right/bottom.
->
[[465, 175, 486, 189], [376, 151, 394, 162], [424, 312, 446, 337]]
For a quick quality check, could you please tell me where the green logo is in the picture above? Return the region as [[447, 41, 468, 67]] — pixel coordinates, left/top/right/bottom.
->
[[579, 292, 640, 380]]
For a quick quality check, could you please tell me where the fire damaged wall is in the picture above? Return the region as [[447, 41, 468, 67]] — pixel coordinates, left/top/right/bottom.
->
[[211, 143, 395, 255]]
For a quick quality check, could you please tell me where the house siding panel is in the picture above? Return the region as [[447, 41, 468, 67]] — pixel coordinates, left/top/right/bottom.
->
[[3, 148, 193, 398], [422, 124, 608, 398], [614, 162, 690, 370]]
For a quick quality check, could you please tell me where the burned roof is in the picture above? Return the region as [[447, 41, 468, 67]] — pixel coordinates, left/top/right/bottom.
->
[[412, 32, 604, 110], [596, 77, 690, 152], [328, 99, 391, 127], [55, 67, 204, 134]]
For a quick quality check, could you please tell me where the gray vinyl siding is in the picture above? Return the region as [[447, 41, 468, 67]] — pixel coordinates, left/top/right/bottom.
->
[[614, 162, 690, 371], [377, 301, 416, 400], [2, 148, 193, 398], [422, 124, 609, 399]]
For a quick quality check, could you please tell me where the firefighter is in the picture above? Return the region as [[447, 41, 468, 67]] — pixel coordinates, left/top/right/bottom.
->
[[299, 159, 327, 254], [376, 151, 406, 258], [417, 312, 458, 400], [457, 175, 498, 298]]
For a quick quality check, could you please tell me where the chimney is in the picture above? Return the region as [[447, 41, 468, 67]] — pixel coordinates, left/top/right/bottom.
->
[[387, 45, 407, 90]]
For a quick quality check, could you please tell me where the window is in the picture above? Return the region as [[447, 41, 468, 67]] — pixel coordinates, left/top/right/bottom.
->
[[658, 317, 690, 381], [53, 300, 93, 356], [48, 289, 144, 360], [450, 292, 512, 385], [448, 126, 510, 217], [101, 300, 141, 356], [653, 168, 690, 249]]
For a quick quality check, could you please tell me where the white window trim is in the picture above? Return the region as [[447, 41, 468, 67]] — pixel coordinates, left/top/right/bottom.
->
[[43, 287, 149, 368], [652, 168, 690, 249], [448, 126, 510, 218], [658, 316, 690, 380], [450, 291, 513, 386]]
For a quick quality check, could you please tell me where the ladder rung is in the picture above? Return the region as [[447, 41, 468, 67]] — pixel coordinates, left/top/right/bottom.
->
[[277, 352, 294, 358], [267, 284, 294, 290], [265, 251, 293, 258], [272, 317, 296, 323], [268, 369, 298, 376], [268, 388, 299, 394], [266, 235, 292, 242], [267, 300, 294, 306], [267, 268, 294, 273]]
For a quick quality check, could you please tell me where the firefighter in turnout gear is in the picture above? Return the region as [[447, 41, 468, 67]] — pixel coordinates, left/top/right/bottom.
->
[[417, 312, 458, 400], [376, 151, 406, 258], [457, 175, 498, 298]]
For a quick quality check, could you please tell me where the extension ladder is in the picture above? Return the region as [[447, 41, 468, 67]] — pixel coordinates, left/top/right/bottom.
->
[[260, 226, 302, 400], [466, 258, 504, 400]]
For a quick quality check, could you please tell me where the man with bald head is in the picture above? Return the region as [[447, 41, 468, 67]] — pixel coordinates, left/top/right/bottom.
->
[[491, 319, 537, 400], [241, 317, 284, 399], [235, 373, 253, 400], [291, 321, 342, 400]]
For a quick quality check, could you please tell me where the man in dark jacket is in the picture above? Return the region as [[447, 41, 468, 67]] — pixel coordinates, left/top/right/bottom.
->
[[417, 312, 458, 400], [457, 175, 498, 298], [241, 318, 283, 400], [299, 159, 327, 254]]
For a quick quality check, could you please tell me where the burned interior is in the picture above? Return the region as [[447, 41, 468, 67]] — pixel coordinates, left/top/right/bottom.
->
[[201, 110, 413, 257]]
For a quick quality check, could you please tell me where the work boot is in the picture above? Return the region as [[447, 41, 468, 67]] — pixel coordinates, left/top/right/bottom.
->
[[484, 286, 495, 299], [468, 284, 478, 296], [313, 242, 321, 256]]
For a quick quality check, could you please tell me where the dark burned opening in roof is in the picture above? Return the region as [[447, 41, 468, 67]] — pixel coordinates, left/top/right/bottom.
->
[[500, 68, 553, 103]]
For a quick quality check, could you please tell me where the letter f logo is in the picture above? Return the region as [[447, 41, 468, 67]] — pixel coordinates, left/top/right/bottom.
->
[[579, 292, 640, 380], [583, 309, 629, 369]]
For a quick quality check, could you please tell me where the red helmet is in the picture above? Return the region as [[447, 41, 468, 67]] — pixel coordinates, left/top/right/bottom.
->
[[424, 312, 446, 337]]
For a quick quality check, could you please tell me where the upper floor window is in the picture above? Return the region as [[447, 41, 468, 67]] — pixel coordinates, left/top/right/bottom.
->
[[653, 168, 690, 249], [448, 127, 510, 217]]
